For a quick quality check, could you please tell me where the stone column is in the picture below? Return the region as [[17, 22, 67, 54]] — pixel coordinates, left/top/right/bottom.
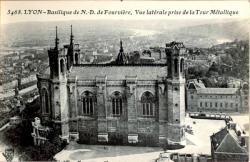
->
[[157, 79, 168, 145], [68, 79, 78, 140], [126, 76, 138, 143], [96, 76, 108, 142], [68, 83, 77, 118]]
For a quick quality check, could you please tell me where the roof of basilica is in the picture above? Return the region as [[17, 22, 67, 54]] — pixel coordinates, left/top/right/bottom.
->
[[68, 64, 167, 80]]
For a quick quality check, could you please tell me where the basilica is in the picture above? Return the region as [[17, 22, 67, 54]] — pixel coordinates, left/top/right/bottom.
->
[[37, 26, 187, 147]]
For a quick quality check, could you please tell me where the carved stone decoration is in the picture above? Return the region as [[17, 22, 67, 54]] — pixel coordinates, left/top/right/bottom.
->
[[158, 85, 165, 95], [96, 85, 104, 95], [67, 85, 75, 95], [127, 85, 133, 95]]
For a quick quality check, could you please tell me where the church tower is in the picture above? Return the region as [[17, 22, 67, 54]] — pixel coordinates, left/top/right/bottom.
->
[[48, 26, 59, 79], [166, 41, 186, 146], [67, 25, 80, 67], [48, 26, 68, 79], [47, 26, 70, 141], [67, 25, 74, 69]]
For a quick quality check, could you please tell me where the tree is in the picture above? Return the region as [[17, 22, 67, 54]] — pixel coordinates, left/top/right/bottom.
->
[[128, 51, 140, 64], [207, 62, 221, 75], [187, 65, 208, 79]]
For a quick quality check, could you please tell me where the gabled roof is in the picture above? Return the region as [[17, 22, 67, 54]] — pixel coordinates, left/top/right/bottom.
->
[[187, 79, 206, 89], [211, 127, 248, 154], [216, 133, 247, 154], [188, 83, 196, 90], [197, 88, 238, 95], [211, 128, 228, 149]]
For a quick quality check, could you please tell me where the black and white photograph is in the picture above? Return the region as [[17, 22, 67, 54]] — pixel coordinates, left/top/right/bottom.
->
[[0, 1, 249, 161]]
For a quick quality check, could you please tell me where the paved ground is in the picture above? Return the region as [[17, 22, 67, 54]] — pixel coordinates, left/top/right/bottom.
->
[[168, 117, 226, 155], [55, 144, 163, 162], [55, 116, 228, 162]]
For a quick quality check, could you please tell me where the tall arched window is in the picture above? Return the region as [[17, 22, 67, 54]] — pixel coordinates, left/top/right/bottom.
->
[[168, 58, 172, 76], [75, 53, 79, 64], [180, 58, 184, 72], [81, 91, 95, 116], [60, 59, 65, 74], [141, 91, 155, 117], [41, 88, 49, 114], [111, 91, 122, 116], [174, 58, 178, 74]]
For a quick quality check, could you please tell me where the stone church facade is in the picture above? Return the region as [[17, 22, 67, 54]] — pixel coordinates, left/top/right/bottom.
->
[[37, 26, 187, 147]]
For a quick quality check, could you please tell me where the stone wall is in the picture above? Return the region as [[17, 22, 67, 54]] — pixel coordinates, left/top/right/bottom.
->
[[71, 80, 167, 146], [37, 67, 185, 146]]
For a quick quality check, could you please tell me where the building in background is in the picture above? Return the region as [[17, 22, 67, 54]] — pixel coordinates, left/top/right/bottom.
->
[[186, 79, 248, 113]]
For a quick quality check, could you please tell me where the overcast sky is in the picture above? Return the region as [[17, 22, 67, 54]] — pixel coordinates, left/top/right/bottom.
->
[[1, 1, 250, 24]]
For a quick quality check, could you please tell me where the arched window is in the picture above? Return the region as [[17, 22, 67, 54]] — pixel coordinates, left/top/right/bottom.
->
[[168, 58, 172, 76], [174, 58, 178, 74], [41, 88, 49, 114], [75, 53, 79, 64], [111, 91, 122, 116], [180, 58, 184, 72], [81, 91, 95, 116], [60, 59, 65, 74], [141, 91, 155, 117]]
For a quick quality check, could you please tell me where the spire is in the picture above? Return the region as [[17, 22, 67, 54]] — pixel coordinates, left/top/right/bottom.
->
[[70, 25, 74, 46], [120, 40, 123, 53], [55, 26, 59, 50], [116, 40, 128, 64]]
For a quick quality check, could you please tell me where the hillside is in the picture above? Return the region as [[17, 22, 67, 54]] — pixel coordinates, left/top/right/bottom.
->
[[0, 19, 249, 48]]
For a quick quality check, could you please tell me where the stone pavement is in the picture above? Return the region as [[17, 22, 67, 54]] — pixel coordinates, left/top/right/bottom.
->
[[55, 117, 227, 162]]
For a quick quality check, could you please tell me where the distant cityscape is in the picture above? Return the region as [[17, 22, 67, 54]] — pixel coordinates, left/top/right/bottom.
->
[[0, 34, 248, 113]]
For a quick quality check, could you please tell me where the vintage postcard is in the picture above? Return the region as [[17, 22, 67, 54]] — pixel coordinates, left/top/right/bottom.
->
[[0, 0, 249, 161]]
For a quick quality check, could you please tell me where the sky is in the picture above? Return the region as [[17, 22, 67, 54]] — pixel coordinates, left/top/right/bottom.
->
[[1, 1, 250, 24]]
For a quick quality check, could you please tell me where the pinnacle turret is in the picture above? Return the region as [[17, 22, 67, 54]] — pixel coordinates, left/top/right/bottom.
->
[[55, 26, 59, 50]]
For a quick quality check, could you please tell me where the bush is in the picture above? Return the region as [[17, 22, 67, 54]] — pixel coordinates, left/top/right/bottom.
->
[[2, 98, 66, 161]]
